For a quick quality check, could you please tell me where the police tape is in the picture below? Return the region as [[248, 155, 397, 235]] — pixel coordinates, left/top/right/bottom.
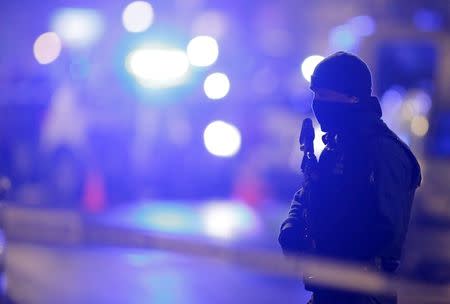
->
[[1, 205, 449, 303]]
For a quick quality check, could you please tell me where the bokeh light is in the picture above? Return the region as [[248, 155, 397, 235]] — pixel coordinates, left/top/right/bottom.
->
[[400, 89, 433, 122], [329, 25, 359, 51], [122, 1, 155, 33], [410, 115, 429, 137], [145, 204, 200, 234], [380, 87, 404, 114], [405, 89, 432, 115], [113, 203, 202, 235], [301, 55, 324, 82], [186, 36, 219, 67], [51, 8, 104, 49], [400, 101, 416, 121], [380, 87, 405, 132], [413, 9, 443, 32], [33, 32, 62, 64], [381, 87, 404, 108], [125, 47, 190, 88], [203, 120, 241, 157], [203, 72, 230, 99], [347, 15, 376, 37], [201, 201, 259, 239]]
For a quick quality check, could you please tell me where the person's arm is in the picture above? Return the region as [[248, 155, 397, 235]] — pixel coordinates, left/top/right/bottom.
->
[[278, 187, 309, 254], [370, 138, 415, 257]]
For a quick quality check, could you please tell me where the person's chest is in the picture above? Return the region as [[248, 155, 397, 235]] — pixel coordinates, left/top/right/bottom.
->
[[314, 136, 377, 206]]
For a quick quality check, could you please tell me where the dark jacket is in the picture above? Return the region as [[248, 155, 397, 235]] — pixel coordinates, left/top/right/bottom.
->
[[279, 112, 421, 275]]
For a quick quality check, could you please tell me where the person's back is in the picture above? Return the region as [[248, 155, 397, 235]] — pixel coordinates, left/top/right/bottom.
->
[[278, 52, 421, 304]]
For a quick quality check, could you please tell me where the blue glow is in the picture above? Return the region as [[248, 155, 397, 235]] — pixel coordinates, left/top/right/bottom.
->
[[114, 25, 201, 104], [51, 8, 104, 49], [106, 202, 203, 235], [347, 15, 376, 37], [102, 201, 261, 240], [147, 205, 198, 233], [329, 25, 359, 51], [413, 9, 443, 32]]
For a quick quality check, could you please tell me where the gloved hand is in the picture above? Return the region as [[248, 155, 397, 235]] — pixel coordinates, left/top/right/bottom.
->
[[278, 221, 305, 256]]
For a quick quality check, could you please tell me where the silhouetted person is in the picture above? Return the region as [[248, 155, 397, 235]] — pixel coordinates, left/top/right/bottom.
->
[[279, 52, 421, 304]]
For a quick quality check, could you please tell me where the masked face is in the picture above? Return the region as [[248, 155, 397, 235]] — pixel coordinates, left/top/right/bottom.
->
[[312, 99, 362, 132], [311, 88, 361, 133]]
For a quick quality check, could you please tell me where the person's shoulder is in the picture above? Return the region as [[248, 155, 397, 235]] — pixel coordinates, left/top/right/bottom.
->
[[372, 131, 422, 186], [377, 135, 410, 158]]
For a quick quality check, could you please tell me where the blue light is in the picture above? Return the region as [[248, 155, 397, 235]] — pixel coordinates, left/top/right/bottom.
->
[[114, 25, 201, 104], [107, 202, 203, 235], [413, 9, 443, 32], [104, 201, 261, 240], [380, 87, 405, 128], [381, 87, 404, 111], [146, 205, 197, 233], [329, 25, 359, 51], [347, 15, 376, 37]]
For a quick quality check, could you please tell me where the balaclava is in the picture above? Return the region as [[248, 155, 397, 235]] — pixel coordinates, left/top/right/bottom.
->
[[310, 52, 381, 133]]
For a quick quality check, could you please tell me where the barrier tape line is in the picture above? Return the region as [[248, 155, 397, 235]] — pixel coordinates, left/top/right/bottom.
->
[[1, 206, 449, 302]]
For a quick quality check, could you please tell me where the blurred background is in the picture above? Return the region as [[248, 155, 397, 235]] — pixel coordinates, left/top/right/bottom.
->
[[0, 0, 449, 303]]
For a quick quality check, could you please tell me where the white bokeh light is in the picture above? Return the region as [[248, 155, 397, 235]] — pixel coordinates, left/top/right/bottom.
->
[[51, 8, 104, 49], [122, 1, 154, 33], [186, 35, 219, 67], [203, 120, 241, 157], [33, 32, 62, 64], [203, 72, 230, 99], [126, 47, 190, 88], [301, 55, 324, 82], [201, 201, 259, 239]]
